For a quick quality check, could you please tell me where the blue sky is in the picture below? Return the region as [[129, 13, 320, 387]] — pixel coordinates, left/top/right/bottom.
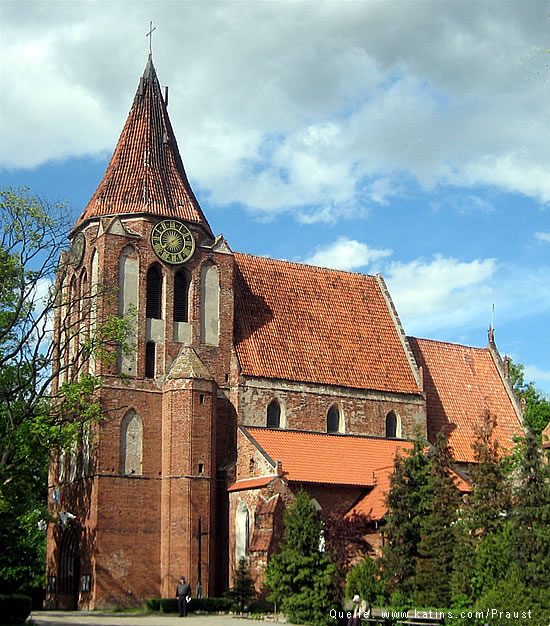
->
[[1, 0, 549, 393]]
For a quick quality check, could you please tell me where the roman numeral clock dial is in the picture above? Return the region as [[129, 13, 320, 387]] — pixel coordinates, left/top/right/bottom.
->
[[151, 219, 195, 264]]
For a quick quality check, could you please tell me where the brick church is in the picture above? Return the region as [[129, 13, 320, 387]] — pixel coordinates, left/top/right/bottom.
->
[[46, 56, 524, 609]]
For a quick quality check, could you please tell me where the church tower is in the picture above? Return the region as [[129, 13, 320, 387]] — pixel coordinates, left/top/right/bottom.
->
[[46, 56, 235, 609]]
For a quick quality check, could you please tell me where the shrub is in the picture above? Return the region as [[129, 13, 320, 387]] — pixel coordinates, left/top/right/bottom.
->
[[225, 558, 256, 612], [160, 598, 178, 613], [146, 598, 160, 611], [0, 594, 32, 625]]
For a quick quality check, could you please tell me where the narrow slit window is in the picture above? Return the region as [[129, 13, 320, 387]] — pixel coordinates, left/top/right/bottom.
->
[[173, 270, 190, 322], [145, 341, 156, 378], [327, 406, 340, 433], [146, 265, 162, 319]]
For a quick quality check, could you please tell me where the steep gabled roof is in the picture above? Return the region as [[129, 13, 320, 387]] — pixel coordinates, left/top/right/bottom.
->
[[408, 337, 524, 463], [234, 253, 421, 394], [76, 55, 212, 234], [242, 426, 413, 487]]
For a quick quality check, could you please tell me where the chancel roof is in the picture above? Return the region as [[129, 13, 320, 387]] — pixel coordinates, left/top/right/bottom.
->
[[233, 253, 421, 394], [76, 56, 212, 234], [241, 426, 413, 487], [408, 337, 524, 463]]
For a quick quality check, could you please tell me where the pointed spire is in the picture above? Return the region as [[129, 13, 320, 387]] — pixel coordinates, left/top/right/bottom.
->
[[76, 57, 213, 236]]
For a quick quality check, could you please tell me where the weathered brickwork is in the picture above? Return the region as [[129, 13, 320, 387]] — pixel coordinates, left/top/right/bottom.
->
[[238, 378, 426, 438]]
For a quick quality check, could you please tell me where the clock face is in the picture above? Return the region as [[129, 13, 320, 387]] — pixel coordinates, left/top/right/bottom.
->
[[150, 219, 195, 264], [69, 232, 86, 269]]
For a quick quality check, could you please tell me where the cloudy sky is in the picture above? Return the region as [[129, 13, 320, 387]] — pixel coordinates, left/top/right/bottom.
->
[[1, 0, 549, 393]]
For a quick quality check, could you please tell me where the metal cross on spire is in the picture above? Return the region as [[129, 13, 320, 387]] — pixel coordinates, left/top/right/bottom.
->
[[146, 21, 156, 55]]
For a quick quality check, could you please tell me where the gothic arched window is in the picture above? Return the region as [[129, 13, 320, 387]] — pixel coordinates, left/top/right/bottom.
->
[[385, 411, 398, 438], [173, 270, 190, 322], [267, 400, 281, 428], [146, 265, 162, 319], [327, 406, 340, 433], [120, 410, 143, 475], [235, 500, 250, 562], [200, 263, 219, 345], [118, 246, 138, 376]]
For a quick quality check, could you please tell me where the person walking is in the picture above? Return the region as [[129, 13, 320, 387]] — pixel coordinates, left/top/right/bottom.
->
[[176, 576, 192, 617]]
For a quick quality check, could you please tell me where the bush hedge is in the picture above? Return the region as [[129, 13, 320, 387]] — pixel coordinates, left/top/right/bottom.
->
[[145, 598, 160, 611], [0, 594, 32, 625]]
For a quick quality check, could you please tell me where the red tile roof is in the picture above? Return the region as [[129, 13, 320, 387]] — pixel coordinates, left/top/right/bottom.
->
[[242, 426, 413, 487], [348, 465, 394, 520], [408, 337, 523, 463], [227, 476, 278, 492], [234, 253, 420, 394], [76, 56, 212, 234], [348, 464, 472, 520], [451, 468, 471, 493]]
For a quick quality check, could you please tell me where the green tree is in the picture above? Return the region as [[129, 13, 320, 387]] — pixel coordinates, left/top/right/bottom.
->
[[226, 557, 256, 613], [414, 433, 462, 607], [468, 410, 512, 537], [0, 187, 132, 598], [380, 437, 431, 602], [346, 556, 383, 615], [265, 490, 338, 625], [509, 360, 550, 439], [510, 430, 550, 589]]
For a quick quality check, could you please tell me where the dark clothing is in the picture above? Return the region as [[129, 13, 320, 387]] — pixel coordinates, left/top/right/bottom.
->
[[176, 581, 191, 617]]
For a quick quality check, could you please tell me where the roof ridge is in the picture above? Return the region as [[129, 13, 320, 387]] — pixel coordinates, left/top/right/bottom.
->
[[234, 250, 377, 279], [408, 336, 488, 351]]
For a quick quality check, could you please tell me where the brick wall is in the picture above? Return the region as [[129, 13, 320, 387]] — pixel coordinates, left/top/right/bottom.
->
[[238, 378, 426, 438]]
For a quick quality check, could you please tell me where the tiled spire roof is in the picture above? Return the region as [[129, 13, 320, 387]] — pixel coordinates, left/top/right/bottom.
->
[[76, 55, 212, 234]]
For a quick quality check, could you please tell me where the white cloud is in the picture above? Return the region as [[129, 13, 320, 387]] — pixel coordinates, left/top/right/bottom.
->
[[535, 232, 550, 243], [305, 237, 392, 271], [1, 1, 550, 215], [523, 365, 550, 392], [385, 255, 498, 333]]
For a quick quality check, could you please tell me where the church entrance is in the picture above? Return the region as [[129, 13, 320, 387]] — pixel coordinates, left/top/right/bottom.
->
[[58, 526, 80, 609]]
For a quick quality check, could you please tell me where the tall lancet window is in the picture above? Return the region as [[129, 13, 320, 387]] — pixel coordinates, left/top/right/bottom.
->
[[327, 405, 341, 433], [385, 411, 401, 438], [267, 400, 281, 429], [173, 270, 190, 323], [146, 265, 162, 319], [235, 500, 250, 562], [120, 410, 143, 475], [200, 263, 219, 345]]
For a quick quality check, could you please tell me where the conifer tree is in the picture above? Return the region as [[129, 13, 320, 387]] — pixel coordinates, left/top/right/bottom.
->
[[381, 438, 431, 602], [414, 432, 461, 607], [265, 490, 338, 625], [511, 430, 550, 589], [226, 557, 256, 613], [468, 409, 512, 536]]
